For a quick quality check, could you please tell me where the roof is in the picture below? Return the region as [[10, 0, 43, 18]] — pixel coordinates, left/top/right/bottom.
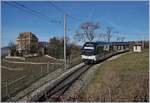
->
[[84, 41, 129, 46], [112, 42, 130, 45], [17, 32, 38, 40], [133, 42, 142, 46]]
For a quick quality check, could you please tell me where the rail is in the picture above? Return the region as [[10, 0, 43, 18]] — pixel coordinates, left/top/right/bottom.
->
[[9, 49, 129, 102], [16, 63, 86, 102]]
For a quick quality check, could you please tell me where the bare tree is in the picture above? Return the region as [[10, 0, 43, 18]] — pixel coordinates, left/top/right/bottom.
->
[[116, 37, 126, 42], [116, 37, 120, 42], [8, 41, 16, 56], [97, 33, 106, 41], [105, 26, 113, 42], [121, 37, 126, 42], [74, 21, 100, 42]]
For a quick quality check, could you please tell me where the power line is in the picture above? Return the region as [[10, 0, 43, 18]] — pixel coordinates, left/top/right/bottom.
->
[[47, 1, 82, 22], [4, 1, 61, 24], [14, 2, 50, 21], [4, 2, 41, 18], [14, 1, 62, 24]]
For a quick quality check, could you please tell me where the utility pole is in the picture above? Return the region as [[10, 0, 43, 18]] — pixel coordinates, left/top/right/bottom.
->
[[64, 14, 67, 70]]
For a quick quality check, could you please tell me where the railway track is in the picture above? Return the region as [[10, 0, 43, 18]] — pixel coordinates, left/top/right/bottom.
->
[[36, 50, 129, 102], [37, 64, 92, 102], [14, 50, 128, 102]]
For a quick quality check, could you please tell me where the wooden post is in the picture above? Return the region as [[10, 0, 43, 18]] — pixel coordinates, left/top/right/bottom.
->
[[47, 64, 49, 73], [41, 66, 43, 77], [64, 14, 67, 70], [6, 80, 10, 99]]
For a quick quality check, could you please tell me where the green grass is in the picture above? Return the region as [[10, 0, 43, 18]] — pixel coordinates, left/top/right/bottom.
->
[[79, 49, 149, 102]]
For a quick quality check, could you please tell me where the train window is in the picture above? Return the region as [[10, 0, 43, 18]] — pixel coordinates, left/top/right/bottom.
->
[[104, 45, 109, 51], [83, 49, 95, 56], [109, 45, 113, 51], [96, 46, 103, 54]]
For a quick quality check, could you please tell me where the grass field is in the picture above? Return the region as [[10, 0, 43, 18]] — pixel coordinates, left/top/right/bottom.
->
[[79, 49, 149, 102]]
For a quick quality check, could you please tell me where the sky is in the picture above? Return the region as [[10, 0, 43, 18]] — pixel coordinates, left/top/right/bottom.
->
[[1, 1, 149, 47]]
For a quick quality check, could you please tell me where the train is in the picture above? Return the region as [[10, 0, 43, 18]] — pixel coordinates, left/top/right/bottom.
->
[[81, 41, 130, 64]]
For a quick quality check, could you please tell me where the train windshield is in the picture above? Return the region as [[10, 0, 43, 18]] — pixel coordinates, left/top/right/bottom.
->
[[82, 47, 95, 55], [82, 43, 95, 55], [83, 49, 94, 55]]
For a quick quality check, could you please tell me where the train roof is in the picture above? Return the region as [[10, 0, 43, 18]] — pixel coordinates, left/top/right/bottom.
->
[[84, 41, 129, 46]]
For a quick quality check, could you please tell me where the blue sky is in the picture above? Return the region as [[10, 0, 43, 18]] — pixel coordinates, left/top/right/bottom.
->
[[1, 1, 149, 47]]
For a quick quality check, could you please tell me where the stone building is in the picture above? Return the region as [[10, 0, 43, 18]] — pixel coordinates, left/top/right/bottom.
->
[[16, 32, 39, 54]]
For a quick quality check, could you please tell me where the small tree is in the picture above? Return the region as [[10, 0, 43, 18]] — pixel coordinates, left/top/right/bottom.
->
[[121, 37, 126, 42], [116, 37, 125, 42], [105, 26, 113, 42], [116, 37, 120, 42], [15, 50, 19, 56], [8, 41, 16, 56], [30, 45, 38, 54], [98, 33, 105, 41], [74, 21, 100, 42]]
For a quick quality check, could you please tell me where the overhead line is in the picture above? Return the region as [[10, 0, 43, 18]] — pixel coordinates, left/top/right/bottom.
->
[[4, 1, 61, 24], [13, 1, 61, 24], [47, 1, 82, 22], [4, 2, 42, 19], [14, 2, 50, 21]]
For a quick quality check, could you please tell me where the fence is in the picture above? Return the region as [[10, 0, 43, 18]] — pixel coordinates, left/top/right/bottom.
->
[[1, 62, 64, 101]]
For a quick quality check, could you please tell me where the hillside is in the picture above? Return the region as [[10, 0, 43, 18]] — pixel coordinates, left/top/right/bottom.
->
[[79, 49, 149, 102]]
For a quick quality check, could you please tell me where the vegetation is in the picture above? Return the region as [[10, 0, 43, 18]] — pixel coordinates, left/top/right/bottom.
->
[[79, 49, 149, 102], [105, 26, 113, 42], [74, 21, 128, 42], [47, 36, 81, 60], [8, 41, 16, 56], [74, 21, 100, 42]]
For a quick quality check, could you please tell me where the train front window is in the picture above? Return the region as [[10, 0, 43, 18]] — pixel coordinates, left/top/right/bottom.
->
[[83, 49, 95, 55], [82, 43, 95, 55]]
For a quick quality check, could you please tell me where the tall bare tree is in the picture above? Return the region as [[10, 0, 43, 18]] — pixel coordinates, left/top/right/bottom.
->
[[105, 26, 113, 42], [8, 41, 16, 56], [116, 37, 120, 42], [74, 21, 100, 42], [97, 33, 105, 41], [116, 36, 126, 42], [121, 37, 126, 42]]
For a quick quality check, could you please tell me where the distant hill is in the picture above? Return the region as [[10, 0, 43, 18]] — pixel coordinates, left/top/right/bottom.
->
[[1, 46, 10, 58]]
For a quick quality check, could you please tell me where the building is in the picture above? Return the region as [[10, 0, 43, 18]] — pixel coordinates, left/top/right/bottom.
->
[[16, 32, 39, 54], [133, 43, 142, 52]]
